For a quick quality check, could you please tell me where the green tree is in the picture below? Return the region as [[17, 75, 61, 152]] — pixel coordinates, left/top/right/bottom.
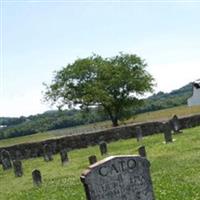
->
[[43, 53, 154, 126]]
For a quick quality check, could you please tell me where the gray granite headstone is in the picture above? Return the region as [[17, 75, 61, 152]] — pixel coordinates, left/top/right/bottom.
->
[[13, 160, 23, 177], [99, 142, 107, 156], [135, 126, 143, 142], [60, 149, 68, 165], [43, 144, 53, 161], [170, 115, 182, 133], [81, 155, 155, 200], [32, 169, 42, 186], [0, 149, 12, 170], [163, 122, 173, 143], [138, 146, 147, 158], [88, 155, 97, 165]]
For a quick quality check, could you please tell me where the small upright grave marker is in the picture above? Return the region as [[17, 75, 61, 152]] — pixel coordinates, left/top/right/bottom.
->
[[135, 126, 143, 142], [60, 149, 69, 165], [163, 122, 173, 143], [138, 146, 147, 157], [99, 141, 107, 156], [32, 169, 42, 186], [43, 144, 53, 161], [0, 149, 12, 170], [81, 155, 155, 200], [88, 155, 97, 165], [13, 160, 23, 177], [170, 115, 182, 133]]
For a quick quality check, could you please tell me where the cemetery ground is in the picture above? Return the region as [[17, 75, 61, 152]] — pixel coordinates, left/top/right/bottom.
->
[[1, 104, 200, 148], [1, 126, 200, 199]]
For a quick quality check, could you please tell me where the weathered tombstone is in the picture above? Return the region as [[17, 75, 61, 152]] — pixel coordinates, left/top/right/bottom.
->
[[13, 160, 23, 177], [163, 122, 173, 143], [138, 146, 147, 157], [0, 149, 12, 170], [170, 115, 182, 133], [81, 156, 155, 200], [32, 169, 42, 186], [43, 144, 53, 161], [135, 126, 143, 142], [60, 149, 68, 165], [88, 155, 97, 165], [99, 142, 107, 156]]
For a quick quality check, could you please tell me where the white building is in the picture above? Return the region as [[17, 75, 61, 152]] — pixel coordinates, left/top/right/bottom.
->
[[187, 79, 200, 106]]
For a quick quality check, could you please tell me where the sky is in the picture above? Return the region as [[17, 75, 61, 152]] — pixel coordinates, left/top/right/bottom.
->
[[0, 0, 200, 117]]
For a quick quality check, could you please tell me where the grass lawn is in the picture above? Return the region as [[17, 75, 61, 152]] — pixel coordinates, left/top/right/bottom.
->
[[1, 126, 200, 199], [1, 105, 200, 148]]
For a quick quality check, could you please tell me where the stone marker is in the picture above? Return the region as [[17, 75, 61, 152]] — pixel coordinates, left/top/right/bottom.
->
[[135, 126, 143, 142], [32, 169, 42, 186], [0, 149, 12, 170], [99, 141, 107, 156], [138, 146, 147, 158], [88, 155, 97, 165], [60, 149, 69, 165], [43, 144, 53, 161], [163, 122, 173, 143], [170, 115, 182, 133], [81, 155, 155, 200], [13, 160, 23, 177]]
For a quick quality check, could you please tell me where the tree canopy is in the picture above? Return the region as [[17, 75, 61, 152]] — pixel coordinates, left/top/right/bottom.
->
[[44, 53, 154, 126]]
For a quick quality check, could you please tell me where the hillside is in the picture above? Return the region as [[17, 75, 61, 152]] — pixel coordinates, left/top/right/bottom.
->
[[0, 83, 193, 140]]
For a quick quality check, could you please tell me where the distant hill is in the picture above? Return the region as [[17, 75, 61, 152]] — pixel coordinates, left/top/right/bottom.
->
[[137, 83, 193, 113], [0, 82, 193, 140]]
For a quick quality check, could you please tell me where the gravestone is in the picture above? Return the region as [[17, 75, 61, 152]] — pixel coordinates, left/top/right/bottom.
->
[[60, 149, 68, 165], [163, 122, 173, 143], [99, 142, 107, 156], [88, 155, 97, 165], [32, 169, 42, 186], [81, 156, 155, 200], [13, 160, 23, 177], [0, 149, 12, 170], [138, 146, 147, 158], [170, 115, 182, 133], [43, 144, 53, 161], [135, 126, 143, 142]]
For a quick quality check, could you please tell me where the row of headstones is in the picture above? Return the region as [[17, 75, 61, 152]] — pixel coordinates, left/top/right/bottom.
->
[[135, 115, 182, 144], [81, 115, 181, 200]]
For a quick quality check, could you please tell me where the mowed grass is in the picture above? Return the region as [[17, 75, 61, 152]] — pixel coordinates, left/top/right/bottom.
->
[[1, 105, 200, 148], [1, 126, 200, 199]]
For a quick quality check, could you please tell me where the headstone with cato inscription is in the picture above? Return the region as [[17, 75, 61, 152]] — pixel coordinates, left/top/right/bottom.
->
[[43, 144, 53, 161], [99, 142, 107, 156], [0, 149, 12, 170], [60, 149, 68, 165], [163, 122, 173, 143], [88, 155, 97, 165], [135, 126, 143, 142], [81, 155, 155, 200], [13, 160, 23, 177], [32, 169, 42, 186]]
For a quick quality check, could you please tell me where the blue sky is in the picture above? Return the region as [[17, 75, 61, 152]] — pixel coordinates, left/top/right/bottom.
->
[[1, 1, 200, 117]]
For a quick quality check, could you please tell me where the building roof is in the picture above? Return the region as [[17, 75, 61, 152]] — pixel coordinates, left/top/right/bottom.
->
[[193, 79, 200, 89]]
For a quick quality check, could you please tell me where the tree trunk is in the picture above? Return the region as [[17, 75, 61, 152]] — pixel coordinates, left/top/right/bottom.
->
[[103, 105, 119, 127], [112, 117, 119, 127]]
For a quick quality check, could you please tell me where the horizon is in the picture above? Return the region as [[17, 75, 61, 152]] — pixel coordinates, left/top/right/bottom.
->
[[1, 1, 200, 117]]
